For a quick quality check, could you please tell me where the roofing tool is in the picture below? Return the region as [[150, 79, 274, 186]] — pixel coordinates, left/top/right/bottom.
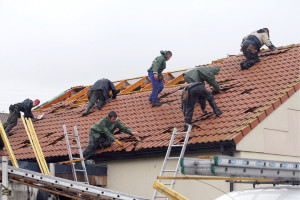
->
[[115, 139, 124, 147], [63, 124, 89, 184], [152, 124, 192, 200]]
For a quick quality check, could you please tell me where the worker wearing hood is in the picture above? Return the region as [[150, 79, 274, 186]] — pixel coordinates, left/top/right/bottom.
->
[[147, 50, 172, 107]]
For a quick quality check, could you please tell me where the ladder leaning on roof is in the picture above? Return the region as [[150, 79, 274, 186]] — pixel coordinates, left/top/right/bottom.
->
[[63, 124, 89, 184], [0, 122, 19, 168], [152, 124, 192, 200]]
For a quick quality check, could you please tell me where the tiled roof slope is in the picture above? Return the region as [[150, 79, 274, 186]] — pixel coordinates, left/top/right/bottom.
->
[[7, 44, 300, 160]]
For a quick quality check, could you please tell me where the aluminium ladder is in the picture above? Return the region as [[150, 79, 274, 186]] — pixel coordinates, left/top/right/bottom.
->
[[0, 164, 149, 200], [153, 125, 192, 200], [63, 124, 89, 184], [181, 156, 300, 182]]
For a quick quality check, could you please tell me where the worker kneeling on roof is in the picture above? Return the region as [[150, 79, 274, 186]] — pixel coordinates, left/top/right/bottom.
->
[[82, 78, 117, 116], [240, 28, 276, 70], [181, 83, 222, 131], [183, 65, 222, 113], [83, 111, 133, 159], [0, 99, 40, 156]]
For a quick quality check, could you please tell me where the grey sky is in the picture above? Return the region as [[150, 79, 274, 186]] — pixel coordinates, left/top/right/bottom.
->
[[0, 0, 299, 113]]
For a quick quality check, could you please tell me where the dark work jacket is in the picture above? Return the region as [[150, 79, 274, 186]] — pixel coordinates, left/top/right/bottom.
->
[[245, 35, 262, 52], [90, 116, 132, 141], [89, 78, 117, 103], [10, 99, 34, 118]]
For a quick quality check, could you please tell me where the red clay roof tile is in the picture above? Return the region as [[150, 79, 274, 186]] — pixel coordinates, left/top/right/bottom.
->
[[4, 45, 300, 160]]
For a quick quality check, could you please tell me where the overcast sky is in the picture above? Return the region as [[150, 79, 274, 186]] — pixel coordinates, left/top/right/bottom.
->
[[0, 0, 299, 113]]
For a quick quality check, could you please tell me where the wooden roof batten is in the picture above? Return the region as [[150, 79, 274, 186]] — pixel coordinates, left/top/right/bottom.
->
[[35, 68, 192, 111]]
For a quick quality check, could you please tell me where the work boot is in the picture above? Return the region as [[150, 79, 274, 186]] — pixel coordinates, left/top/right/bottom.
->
[[152, 102, 163, 107], [214, 109, 223, 117], [240, 61, 247, 70], [82, 112, 88, 117], [184, 124, 189, 131], [207, 94, 222, 117]]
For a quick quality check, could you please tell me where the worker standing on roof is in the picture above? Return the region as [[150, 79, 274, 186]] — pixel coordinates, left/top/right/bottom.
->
[[182, 83, 222, 130], [184, 66, 221, 114], [82, 78, 117, 116], [0, 99, 40, 155], [147, 50, 172, 107], [83, 111, 133, 159], [240, 28, 276, 70]]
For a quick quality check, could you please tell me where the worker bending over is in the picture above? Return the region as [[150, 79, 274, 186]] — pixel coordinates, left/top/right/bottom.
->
[[82, 78, 117, 116], [184, 66, 221, 114], [83, 111, 132, 159], [182, 83, 222, 130], [0, 99, 40, 155], [147, 50, 172, 107], [184, 66, 221, 93], [240, 28, 276, 70]]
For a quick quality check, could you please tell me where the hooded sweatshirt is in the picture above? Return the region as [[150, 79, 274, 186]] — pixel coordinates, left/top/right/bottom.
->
[[184, 66, 220, 92], [147, 51, 170, 75]]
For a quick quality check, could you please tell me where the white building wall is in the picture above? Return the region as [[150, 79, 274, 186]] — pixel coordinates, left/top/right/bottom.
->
[[236, 90, 300, 157]]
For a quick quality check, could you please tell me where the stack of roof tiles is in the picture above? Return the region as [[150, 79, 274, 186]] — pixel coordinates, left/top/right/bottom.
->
[[7, 44, 300, 160]]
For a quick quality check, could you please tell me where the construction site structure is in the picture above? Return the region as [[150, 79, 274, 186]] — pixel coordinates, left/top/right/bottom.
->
[[152, 125, 192, 200]]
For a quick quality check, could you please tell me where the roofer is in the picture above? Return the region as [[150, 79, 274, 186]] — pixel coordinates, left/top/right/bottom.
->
[[82, 78, 117, 116], [183, 66, 221, 114], [240, 28, 276, 70], [83, 111, 133, 159], [182, 82, 222, 130], [0, 99, 40, 155], [147, 50, 172, 107], [184, 66, 221, 93]]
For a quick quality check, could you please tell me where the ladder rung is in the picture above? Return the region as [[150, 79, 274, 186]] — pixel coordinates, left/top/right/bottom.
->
[[67, 134, 77, 137], [171, 144, 183, 147], [167, 157, 180, 160], [163, 170, 176, 172], [155, 196, 167, 198], [175, 132, 187, 135], [70, 146, 80, 148], [161, 183, 172, 186], [75, 169, 86, 172]]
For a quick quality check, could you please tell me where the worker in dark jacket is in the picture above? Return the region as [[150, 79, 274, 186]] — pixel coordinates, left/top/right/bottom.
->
[[83, 111, 132, 159], [182, 82, 222, 130], [184, 66, 221, 93], [240, 28, 276, 70], [147, 50, 172, 107], [0, 99, 40, 155], [184, 66, 221, 114], [82, 78, 117, 116]]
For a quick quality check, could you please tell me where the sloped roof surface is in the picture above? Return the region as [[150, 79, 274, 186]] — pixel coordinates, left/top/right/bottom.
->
[[6, 45, 300, 160]]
